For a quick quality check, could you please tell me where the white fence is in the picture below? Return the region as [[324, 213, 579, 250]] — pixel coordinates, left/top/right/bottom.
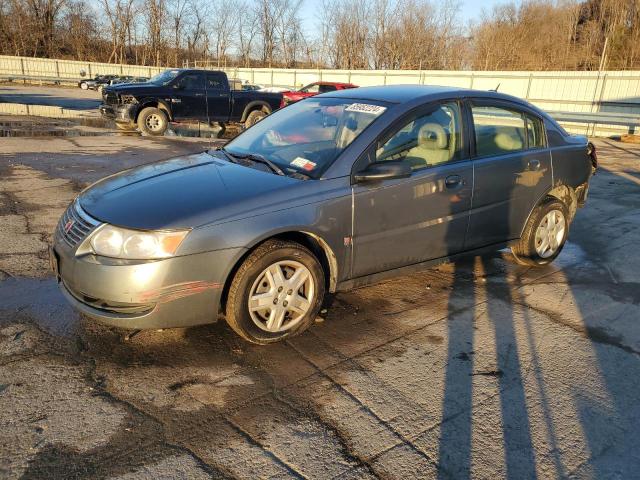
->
[[1, 55, 639, 135]]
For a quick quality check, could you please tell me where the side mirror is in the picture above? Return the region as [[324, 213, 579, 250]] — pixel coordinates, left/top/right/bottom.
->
[[353, 161, 411, 183]]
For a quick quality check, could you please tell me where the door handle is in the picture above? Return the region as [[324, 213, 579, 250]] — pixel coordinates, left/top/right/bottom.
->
[[194, 93, 204, 97], [528, 159, 541, 170], [445, 175, 462, 188]]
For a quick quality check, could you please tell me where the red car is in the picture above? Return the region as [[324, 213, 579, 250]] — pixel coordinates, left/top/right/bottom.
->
[[282, 81, 358, 105]]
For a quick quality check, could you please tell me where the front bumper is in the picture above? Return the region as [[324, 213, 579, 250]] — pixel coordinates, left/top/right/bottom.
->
[[52, 227, 245, 330], [99, 104, 136, 124]]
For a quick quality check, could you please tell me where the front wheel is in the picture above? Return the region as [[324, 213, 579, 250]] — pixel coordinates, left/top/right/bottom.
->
[[225, 240, 325, 344], [137, 107, 168, 136], [511, 198, 569, 266]]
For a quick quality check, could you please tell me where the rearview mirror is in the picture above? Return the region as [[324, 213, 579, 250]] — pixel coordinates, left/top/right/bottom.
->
[[353, 161, 411, 183]]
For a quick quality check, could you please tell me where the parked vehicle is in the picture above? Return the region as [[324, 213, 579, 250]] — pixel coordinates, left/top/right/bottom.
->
[[53, 85, 596, 344], [78, 74, 118, 90], [98, 69, 283, 135], [282, 81, 358, 105]]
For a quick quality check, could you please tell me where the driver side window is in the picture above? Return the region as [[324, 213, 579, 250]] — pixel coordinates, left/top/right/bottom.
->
[[376, 102, 463, 170]]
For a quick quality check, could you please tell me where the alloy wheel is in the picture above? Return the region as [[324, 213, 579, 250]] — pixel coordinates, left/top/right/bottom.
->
[[145, 114, 163, 132]]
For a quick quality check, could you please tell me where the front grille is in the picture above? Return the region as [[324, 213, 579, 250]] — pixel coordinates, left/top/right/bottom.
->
[[57, 201, 100, 248]]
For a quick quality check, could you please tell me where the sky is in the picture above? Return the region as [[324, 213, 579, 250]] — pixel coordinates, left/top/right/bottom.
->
[[298, 0, 520, 36]]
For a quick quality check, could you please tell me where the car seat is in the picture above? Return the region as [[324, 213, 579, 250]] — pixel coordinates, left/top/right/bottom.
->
[[404, 123, 451, 169]]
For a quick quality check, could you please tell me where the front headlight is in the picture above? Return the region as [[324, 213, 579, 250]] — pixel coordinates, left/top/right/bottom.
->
[[90, 225, 189, 259]]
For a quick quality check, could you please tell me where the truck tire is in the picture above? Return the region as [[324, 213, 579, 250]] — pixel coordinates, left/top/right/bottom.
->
[[244, 110, 267, 128], [137, 107, 168, 136]]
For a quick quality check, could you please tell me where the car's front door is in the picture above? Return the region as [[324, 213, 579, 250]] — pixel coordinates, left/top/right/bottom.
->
[[172, 72, 207, 121], [351, 101, 473, 278], [464, 100, 553, 249], [206, 72, 231, 122]]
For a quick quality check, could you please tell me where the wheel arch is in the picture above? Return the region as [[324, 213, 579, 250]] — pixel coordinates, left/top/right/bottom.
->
[[240, 101, 272, 122], [519, 183, 578, 237], [219, 230, 338, 313], [135, 99, 172, 122]]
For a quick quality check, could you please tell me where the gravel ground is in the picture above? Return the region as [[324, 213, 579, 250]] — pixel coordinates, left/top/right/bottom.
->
[[0, 133, 639, 479]]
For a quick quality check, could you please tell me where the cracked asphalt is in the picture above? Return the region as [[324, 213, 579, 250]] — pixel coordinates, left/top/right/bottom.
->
[[0, 132, 639, 479]]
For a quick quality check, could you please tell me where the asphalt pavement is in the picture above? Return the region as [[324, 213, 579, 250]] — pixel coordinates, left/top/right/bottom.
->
[[0, 83, 102, 110]]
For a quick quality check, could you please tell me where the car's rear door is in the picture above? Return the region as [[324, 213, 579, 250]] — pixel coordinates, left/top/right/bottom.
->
[[206, 72, 232, 122], [464, 99, 552, 249], [172, 72, 207, 121], [351, 101, 473, 278]]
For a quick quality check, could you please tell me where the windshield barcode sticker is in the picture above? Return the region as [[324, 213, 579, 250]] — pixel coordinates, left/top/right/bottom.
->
[[345, 103, 387, 115], [291, 157, 316, 171]]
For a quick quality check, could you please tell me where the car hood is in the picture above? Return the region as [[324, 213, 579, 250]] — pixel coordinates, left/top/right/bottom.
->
[[79, 152, 300, 230], [106, 83, 161, 95]]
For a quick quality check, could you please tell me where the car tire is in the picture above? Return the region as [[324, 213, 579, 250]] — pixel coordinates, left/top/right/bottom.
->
[[137, 107, 168, 136], [511, 198, 569, 266], [97, 85, 104, 95], [244, 110, 267, 129], [80, 82, 88, 90], [225, 239, 325, 344]]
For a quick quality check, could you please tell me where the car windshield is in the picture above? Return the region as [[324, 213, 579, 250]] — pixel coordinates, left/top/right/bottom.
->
[[149, 70, 181, 85], [222, 97, 388, 178]]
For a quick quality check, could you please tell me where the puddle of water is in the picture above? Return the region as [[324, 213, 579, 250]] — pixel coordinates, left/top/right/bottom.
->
[[0, 118, 241, 139]]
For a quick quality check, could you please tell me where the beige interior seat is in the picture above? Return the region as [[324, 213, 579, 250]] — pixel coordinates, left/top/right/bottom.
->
[[405, 123, 451, 169]]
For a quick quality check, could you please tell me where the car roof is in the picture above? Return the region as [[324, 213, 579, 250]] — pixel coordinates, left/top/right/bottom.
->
[[319, 84, 529, 106]]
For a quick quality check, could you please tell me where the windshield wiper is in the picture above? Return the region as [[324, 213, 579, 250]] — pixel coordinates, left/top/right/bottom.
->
[[219, 148, 285, 176]]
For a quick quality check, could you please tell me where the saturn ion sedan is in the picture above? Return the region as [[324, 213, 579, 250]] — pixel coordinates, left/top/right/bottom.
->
[[52, 85, 596, 344]]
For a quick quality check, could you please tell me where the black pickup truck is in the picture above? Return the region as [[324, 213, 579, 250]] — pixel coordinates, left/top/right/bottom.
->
[[99, 69, 283, 135]]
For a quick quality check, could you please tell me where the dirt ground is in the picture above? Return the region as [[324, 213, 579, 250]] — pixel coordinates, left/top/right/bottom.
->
[[0, 133, 639, 479]]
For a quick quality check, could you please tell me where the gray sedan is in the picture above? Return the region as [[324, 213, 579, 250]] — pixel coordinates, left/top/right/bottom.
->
[[51, 85, 596, 344]]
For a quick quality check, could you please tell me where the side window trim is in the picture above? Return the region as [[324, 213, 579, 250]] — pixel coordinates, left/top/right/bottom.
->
[[469, 98, 547, 158]]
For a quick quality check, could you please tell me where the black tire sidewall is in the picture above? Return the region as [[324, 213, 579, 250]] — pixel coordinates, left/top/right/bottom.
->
[[138, 107, 167, 136], [228, 246, 325, 344], [523, 199, 569, 265]]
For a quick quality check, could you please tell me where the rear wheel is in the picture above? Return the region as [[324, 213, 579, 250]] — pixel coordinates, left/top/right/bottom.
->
[[137, 107, 168, 136], [225, 240, 325, 344], [80, 82, 88, 90], [511, 198, 569, 266], [244, 110, 267, 129]]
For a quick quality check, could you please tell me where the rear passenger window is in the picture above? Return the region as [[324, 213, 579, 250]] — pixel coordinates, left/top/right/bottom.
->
[[472, 106, 526, 156], [526, 115, 545, 149]]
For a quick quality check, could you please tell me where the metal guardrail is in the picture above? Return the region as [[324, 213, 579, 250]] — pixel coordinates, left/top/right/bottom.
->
[[548, 111, 640, 127], [0, 74, 80, 85]]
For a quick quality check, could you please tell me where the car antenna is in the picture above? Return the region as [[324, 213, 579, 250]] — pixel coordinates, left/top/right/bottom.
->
[[490, 83, 501, 92]]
